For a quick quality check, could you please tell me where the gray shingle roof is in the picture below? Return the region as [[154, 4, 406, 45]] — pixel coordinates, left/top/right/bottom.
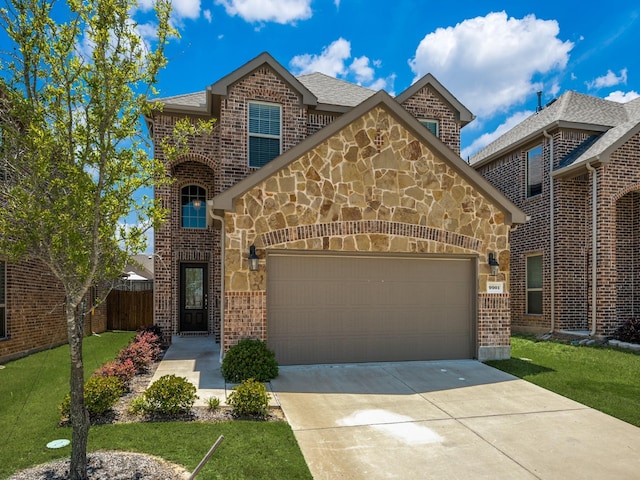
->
[[296, 72, 376, 107], [470, 91, 635, 167], [155, 73, 376, 111]]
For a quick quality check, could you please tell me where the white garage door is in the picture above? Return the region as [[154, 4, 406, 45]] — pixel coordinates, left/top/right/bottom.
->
[[267, 253, 476, 365]]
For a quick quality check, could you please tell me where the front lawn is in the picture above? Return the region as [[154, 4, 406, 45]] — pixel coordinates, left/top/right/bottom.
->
[[487, 335, 640, 427], [0, 332, 311, 479]]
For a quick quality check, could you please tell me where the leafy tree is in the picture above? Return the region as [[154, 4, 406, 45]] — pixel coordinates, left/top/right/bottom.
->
[[0, 0, 176, 477]]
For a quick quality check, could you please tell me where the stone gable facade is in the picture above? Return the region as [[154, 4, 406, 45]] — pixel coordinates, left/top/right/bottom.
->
[[219, 105, 513, 359]]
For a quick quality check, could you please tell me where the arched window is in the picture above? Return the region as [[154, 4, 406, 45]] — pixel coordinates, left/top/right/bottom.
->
[[181, 185, 206, 229]]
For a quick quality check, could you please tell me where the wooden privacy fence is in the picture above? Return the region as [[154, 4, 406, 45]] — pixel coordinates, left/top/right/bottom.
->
[[107, 289, 153, 331]]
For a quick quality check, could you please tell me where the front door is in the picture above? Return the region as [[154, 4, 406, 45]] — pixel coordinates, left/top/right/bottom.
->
[[180, 263, 208, 332]]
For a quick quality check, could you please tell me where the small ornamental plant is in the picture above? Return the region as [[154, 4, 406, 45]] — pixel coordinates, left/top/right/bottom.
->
[[614, 318, 640, 344], [59, 376, 125, 419], [94, 359, 136, 386], [221, 338, 279, 383], [227, 378, 270, 418], [132, 374, 198, 415]]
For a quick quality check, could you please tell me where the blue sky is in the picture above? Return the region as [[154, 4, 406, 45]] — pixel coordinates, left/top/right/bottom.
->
[[133, 0, 640, 159]]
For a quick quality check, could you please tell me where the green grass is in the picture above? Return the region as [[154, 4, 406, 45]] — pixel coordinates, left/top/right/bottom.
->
[[0, 332, 312, 479], [487, 336, 640, 427]]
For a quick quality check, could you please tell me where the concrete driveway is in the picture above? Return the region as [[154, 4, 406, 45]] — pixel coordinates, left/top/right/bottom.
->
[[270, 360, 640, 479]]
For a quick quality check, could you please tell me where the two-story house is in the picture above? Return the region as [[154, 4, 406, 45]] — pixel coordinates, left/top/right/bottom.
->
[[472, 92, 640, 337], [147, 52, 526, 364]]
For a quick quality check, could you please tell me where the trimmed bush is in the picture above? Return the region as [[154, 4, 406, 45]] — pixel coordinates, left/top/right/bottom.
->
[[59, 376, 125, 418], [133, 374, 198, 415], [614, 318, 640, 344], [227, 378, 270, 418], [117, 339, 157, 373], [221, 339, 279, 383], [138, 324, 164, 344], [94, 359, 136, 386], [134, 330, 163, 358]]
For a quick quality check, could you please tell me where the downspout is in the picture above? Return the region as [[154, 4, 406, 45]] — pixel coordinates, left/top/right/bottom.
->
[[209, 210, 226, 363], [585, 162, 598, 336], [543, 130, 555, 333]]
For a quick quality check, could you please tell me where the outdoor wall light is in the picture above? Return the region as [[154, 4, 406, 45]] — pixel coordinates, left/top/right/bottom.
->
[[248, 245, 260, 272], [488, 252, 500, 276]]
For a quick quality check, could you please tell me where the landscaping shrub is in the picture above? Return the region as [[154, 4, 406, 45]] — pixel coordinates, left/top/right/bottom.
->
[[94, 359, 136, 386], [227, 378, 270, 418], [614, 318, 640, 344], [134, 329, 163, 356], [206, 396, 221, 411], [117, 336, 160, 373], [221, 338, 279, 383], [132, 374, 198, 415], [138, 324, 165, 344], [59, 376, 125, 418]]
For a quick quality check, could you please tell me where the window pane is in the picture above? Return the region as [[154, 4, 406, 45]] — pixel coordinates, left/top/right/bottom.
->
[[249, 136, 280, 168], [185, 268, 203, 309], [527, 291, 543, 315], [420, 120, 439, 137], [527, 145, 542, 197], [527, 255, 542, 289], [181, 186, 206, 229], [249, 103, 280, 136], [0, 261, 4, 303]]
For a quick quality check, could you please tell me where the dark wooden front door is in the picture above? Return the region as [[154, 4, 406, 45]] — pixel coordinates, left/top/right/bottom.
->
[[180, 263, 208, 332]]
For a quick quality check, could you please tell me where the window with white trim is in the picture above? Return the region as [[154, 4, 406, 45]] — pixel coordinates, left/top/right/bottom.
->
[[181, 185, 206, 229], [0, 260, 6, 339], [526, 254, 543, 315], [526, 145, 543, 197], [248, 101, 281, 168], [420, 119, 439, 137]]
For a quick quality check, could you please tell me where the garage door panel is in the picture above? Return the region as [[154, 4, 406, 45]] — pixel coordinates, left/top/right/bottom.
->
[[268, 254, 475, 365]]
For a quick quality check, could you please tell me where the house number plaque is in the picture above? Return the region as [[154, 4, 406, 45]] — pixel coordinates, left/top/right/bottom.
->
[[487, 281, 504, 294]]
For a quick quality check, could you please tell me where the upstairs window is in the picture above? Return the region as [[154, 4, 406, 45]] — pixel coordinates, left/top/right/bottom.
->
[[420, 119, 439, 137], [526, 254, 543, 315], [526, 145, 543, 197], [181, 185, 206, 229], [248, 102, 281, 168], [0, 260, 6, 339]]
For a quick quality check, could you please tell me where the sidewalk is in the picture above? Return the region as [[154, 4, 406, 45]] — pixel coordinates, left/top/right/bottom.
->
[[150, 336, 277, 407]]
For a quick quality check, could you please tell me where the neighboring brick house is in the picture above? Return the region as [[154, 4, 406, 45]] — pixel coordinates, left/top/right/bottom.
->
[[0, 258, 107, 363], [471, 91, 640, 336], [147, 52, 526, 363]]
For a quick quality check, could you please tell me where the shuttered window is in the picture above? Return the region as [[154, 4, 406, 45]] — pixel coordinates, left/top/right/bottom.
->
[[248, 102, 281, 168]]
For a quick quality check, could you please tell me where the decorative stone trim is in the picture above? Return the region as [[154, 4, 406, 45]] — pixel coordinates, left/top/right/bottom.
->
[[260, 220, 482, 251]]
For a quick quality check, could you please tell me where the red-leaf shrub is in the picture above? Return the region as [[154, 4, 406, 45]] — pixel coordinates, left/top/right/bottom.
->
[[134, 330, 162, 360], [94, 359, 136, 386], [117, 341, 155, 373]]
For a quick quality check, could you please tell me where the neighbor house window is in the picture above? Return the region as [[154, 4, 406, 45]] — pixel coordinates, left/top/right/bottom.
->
[[420, 119, 439, 137], [526, 145, 543, 197], [0, 260, 6, 339], [526, 255, 543, 315], [248, 101, 281, 168], [181, 185, 206, 229]]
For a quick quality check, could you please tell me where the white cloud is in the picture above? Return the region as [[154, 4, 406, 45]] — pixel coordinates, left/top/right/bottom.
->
[[172, 0, 201, 19], [462, 109, 534, 160], [215, 0, 312, 24], [290, 39, 395, 92], [409, 11, 573, 119], [203, 9, 212, 22], [290, 38, 351, 76], [587, 68, 628, 90], [605, 90, 640, 103]]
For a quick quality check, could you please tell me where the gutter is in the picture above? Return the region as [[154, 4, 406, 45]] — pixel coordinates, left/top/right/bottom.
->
[[208, 206, 226, 363], [585, 162, 598, 336], [543, 130, 555, 333]]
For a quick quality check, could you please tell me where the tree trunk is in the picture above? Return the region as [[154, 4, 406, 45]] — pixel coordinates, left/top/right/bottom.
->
[[67, 302, 89, 480]]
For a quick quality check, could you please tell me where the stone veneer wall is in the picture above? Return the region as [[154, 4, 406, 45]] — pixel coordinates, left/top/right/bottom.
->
[[223, 106, 512, 359]]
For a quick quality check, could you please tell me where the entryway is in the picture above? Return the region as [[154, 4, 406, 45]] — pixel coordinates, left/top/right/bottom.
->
[[179, 263, 208, 332]]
